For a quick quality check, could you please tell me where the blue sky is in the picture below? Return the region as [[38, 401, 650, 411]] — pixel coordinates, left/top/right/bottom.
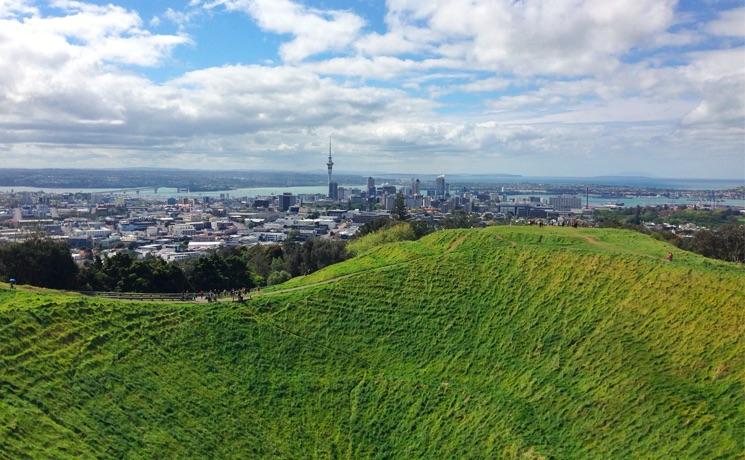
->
[[0, 0, 744, 178]]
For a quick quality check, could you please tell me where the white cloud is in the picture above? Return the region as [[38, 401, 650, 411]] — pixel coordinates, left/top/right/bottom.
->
[[682, 76, 745, 128], [0, 0, 742, 177], [305, 55, 464, 80], [684, 47, 745, 83], [359, 0, 677, 77], [0, 4, 433, 163], [0, 0, 37, 18], [204, 0, 364, 62], [163, 7, 198, 30], [354, 31, 426, 56], [457, 77, 511, 93], [0, 2, 191, 67], [706, 6, 745, 38]]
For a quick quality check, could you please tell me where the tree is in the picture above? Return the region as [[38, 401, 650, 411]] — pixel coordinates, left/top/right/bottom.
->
[[121, 257, 189, 292], [101, 252, 136, 289], [182, 252, 254, 291], [410, 220, 435, 238], [681, 224, 745, 263], [442, 210, 479, 229], [0, 238, 78, 289], [267, 270, 291, 286], [358, 217, 392, 236], [241, 245, 278, 279], [278, 237, 348, 277], [393, 192, 408, 221]]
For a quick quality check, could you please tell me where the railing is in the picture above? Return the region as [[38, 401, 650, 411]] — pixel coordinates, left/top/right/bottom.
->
[[78, 289, 265, 302], [79, 291, 198, 301]]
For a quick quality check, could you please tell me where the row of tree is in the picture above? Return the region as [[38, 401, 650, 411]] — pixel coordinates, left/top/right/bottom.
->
[[358, 208, 483, 240], [595, 211, 745, 264], [387, 202, 744, 264], [0, 237, 349, 292], [3, 207, 739, 292], [676, 224, 745, 263], [0, 238, 78, 289], [1, 203, 480, 292], [594, 206, 741, 229]]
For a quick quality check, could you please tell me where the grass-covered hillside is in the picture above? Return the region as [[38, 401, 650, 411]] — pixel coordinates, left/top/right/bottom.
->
[[1, 226, 744, 458]]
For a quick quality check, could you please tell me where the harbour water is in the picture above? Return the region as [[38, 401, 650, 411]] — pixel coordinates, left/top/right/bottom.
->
[[1, 177, 743, 207], [0, 185, 362, 198]]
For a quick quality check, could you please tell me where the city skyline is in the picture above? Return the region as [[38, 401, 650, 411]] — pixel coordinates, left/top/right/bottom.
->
[[0, 0, 743, 178]]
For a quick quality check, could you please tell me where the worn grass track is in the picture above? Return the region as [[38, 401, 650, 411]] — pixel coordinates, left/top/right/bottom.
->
[[1, 226, 744, 458]]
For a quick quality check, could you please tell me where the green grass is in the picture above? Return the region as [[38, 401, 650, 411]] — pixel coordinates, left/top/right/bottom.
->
[[1, 226, 744, 458]]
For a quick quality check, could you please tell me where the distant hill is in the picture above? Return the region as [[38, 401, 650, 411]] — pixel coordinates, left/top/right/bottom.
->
[[1, 226, 743, 458]]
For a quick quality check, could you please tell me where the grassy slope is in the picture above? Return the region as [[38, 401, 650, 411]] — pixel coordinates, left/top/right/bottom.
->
[[345, 222, 415, 256], [1, 226, 744, 458]]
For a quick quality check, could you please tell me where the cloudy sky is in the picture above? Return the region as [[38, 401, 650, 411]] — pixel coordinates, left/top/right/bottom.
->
[[1, 0, 744, 178]]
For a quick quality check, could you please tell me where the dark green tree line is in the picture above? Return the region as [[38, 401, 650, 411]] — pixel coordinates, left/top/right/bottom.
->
[[0, 238, 78, 289], [1, 237, 349, 292]]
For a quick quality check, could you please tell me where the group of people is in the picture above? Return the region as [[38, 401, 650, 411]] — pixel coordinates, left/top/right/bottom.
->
[[526, 219, 581, 228], [198, 288, 254, 303]]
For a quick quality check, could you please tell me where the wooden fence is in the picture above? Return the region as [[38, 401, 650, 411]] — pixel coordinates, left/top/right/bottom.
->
[[79, 291, 197, 301]]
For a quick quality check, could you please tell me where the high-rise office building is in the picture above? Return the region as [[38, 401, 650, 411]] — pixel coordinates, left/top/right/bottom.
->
[[549, 195, 582, 211], [435, 175, 446, 198], [411, 178, 421, 196], [367, 176, 376, 197], [380, 185, 397, 195], [279, 192, 294, 211], [329, 182, 339, 200]]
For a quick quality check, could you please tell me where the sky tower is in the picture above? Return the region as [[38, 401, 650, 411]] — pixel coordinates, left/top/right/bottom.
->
[[326, 138, 334, 187], [326, 138, 338, 199]]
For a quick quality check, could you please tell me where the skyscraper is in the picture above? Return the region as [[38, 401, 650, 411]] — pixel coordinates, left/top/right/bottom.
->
[[411, 178, 420, 196], [435, 175, 446, 198], [279, 192, 294, 212], [367, 176, 375, 196]]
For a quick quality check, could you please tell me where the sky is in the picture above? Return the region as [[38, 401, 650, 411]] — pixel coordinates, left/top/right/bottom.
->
[[0, 0, 744, 178]]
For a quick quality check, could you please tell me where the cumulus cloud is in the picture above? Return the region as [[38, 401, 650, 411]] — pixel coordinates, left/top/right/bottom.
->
[[706, 6, 745, 38], [0, 2, 433, 167], [0, 0, 742, 177], [0, 0, 36, 18], [355, 0, 677, 77], [203, 0, 364, 62], [682, 76, 745, 128]]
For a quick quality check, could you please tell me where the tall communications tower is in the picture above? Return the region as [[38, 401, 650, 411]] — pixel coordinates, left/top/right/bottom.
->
[[326, 138, 338, 200], [327, 138, 334, 187]]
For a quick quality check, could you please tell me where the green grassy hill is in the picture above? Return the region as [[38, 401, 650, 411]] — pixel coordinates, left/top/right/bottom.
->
[[1, 226, 744, 458]]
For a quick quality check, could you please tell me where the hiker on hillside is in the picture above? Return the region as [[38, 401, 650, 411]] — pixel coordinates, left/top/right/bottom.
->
[[9, 278, 15, 289], [666, 252, 673, 262]]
